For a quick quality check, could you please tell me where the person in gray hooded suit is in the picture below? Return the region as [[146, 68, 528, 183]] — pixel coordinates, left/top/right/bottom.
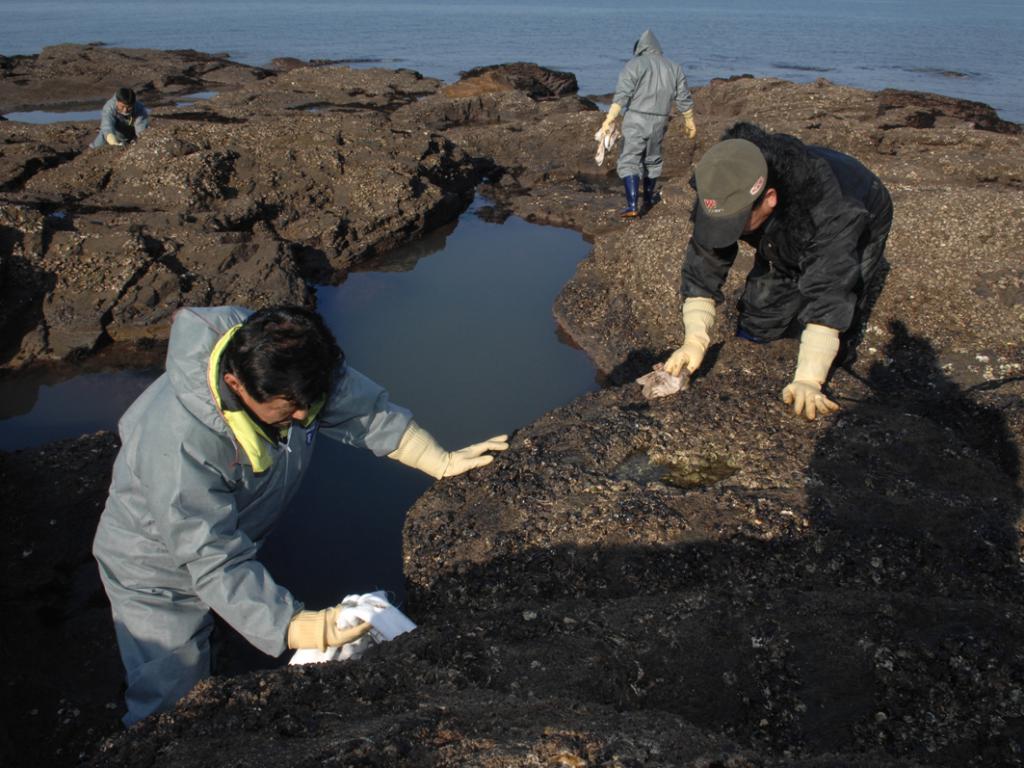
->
[[93, 305, 507, 725], [596, 29, 697, 218], [90, 86, 149, 148]]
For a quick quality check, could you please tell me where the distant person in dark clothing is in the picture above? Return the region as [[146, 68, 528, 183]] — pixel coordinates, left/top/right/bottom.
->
[[663, 122, 893, 420], [90, 86, 149, 148], [595, 29, 696, 218]]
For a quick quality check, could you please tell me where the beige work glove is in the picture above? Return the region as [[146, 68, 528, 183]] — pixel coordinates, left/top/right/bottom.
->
[[287, 607, 372, 651], [104, 133, 123, 147], [389, 421, 508, 479], [782, 324, 841, 420], [597, 102, 622, 140], [681, 108, 697, 140], [664, 297, 716, 376]]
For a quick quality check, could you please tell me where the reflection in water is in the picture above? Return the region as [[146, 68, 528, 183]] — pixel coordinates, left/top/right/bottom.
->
[[0, 369, 159, 451], [261, 199, 598, 616], [2, 91, 218, 123], [352, 218, 458, 275]]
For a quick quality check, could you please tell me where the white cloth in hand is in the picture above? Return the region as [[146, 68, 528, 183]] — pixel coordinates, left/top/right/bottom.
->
[[594, 123, 622, 166], [636, 363, 690, 399], [289, 591, 416, 666]]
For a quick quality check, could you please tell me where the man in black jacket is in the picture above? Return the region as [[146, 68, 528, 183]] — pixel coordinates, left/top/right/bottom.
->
[[664, 122, 893, 419]]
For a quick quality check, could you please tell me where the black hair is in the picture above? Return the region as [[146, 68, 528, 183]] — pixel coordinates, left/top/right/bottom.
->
[[721, 121, 823, 246], [115, 87, 136, 106], [221, 306, 343, 407]]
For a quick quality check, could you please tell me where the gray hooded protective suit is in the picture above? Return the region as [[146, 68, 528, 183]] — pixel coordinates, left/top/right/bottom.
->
[[92, 306, 412, 725], [612, 29, 694, 179], [90, 92, 150, 148]]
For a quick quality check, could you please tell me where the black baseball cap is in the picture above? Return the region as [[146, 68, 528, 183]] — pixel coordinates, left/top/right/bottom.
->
[[692, 139, 768, 249]]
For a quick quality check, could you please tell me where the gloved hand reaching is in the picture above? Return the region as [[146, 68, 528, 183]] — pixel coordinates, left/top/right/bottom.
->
[[781, 324, 841, 420], [287, 607, 372, 651], [681, 108, 697, 140], [596, 103, 622, 141], [782, 380, 839, 420], [663, 297, 716, 376], [389, 421, 509, 479], [445, 435, 510, 475], [104, 133, 124, 147]]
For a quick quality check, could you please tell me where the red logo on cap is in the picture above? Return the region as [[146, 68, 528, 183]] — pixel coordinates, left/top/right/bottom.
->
[[703, 198, 717, 211], [750, 176, 765, 196]]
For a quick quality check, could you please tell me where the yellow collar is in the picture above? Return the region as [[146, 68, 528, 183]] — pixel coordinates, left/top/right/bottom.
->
[[207, 324, 324, 473]]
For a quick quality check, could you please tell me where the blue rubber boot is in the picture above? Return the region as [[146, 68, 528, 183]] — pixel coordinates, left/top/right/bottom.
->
[[642, 177, 658, 211], [620, 175, 640, 218]]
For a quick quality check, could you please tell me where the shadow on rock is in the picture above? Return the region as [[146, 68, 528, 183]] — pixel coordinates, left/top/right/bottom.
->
[[156, 112, 248, 125], [799, 319, 1024, 760], [604, 342, 727, 387], [817, 319, 1020, 543], [603, 346, 664, 386], [0, 221, 55, 366], [839, 252, 891, 368], [0, 433, 125, 768]]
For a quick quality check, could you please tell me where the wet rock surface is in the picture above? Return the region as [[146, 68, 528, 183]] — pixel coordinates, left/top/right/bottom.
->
[[454, 62, 579, 99], [0, 432, 124, 766], [0, 47, 1022, 768]]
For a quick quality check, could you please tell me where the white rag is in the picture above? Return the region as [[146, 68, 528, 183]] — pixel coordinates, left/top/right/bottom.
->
[[594, 123, 622, 166], [635, 363, 690, 399], [288, 591, 417, 666]]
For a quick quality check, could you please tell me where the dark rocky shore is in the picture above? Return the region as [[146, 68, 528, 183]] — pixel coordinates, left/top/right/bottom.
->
[[1, 44, 1022, 767]]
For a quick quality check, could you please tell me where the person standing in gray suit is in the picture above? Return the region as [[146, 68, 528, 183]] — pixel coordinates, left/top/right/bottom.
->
[[596, 29, 697, 218]]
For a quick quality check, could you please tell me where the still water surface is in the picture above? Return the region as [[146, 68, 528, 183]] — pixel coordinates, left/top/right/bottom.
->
[[3, 109, 102, 124], [264, 201, 597, 609], [2, 91, 218, 123]]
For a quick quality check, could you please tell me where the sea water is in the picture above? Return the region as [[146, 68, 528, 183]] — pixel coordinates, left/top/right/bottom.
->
[[1, 0, 1022, 122]]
